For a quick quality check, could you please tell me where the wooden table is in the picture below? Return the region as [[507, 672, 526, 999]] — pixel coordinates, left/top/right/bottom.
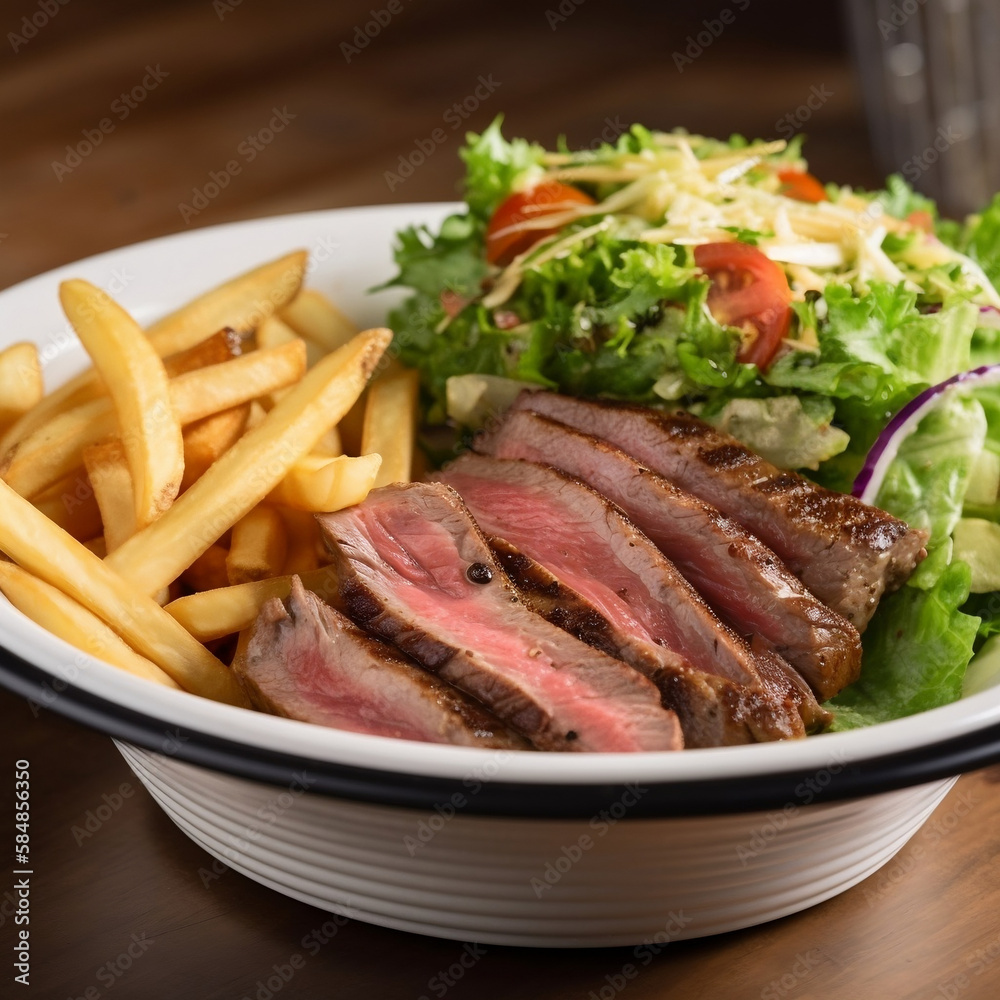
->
[[2, 2, 999, 997]]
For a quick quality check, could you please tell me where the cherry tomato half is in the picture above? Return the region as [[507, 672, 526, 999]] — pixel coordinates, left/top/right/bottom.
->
[[694, 241, 794, 371], [777, 169, 827, 204], [485, 182, 596, 266], [906, 209, 935, 233]]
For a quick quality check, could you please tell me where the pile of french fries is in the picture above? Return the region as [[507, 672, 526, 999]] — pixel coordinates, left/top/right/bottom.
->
[[0, 251, 419, 708]]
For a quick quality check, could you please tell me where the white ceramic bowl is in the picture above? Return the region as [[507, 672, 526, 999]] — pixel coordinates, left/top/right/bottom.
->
[[2, 205, 999, 947]]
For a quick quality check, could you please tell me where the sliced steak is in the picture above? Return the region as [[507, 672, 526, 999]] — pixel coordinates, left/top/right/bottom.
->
[[490, 536, 775, 747], [480, 410, 861, 700], [237, 578, 528, 749], [316, 483, 683, 752], [436, 454, 820, 738], [508, 392, 927, 629]]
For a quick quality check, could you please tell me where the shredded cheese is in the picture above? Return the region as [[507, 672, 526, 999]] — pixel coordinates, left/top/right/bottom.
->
[[471, 130, 1000, 312]]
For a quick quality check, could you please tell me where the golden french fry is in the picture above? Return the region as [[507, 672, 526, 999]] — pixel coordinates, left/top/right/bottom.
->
[[279, 507, 324, 574], [311, 425, 343, 458], [244, 400, 268, 432], [0, 478, 244, 704], [337, 391, 367, 456], [0, 375, 100, 457], [165, 565, 339, 642], [59, 279, 184, 526], [258, 314, 325, 369], [163, 328, 245, 377], [0, 343, 43, 431], [82, 439, 137, 552], [268, 453, 381, 512], [257, 315, 301, 351], [147, 250, 307, 357], [180, 543, 231, 593], [82, 536, 107, 557], [227, 506, 288, 584], [3, 340, 306, 499], [181, 405, 250, 490], [0, 253, 305, 456], [0, 562, 179, 689], [32, 471, 102, 541], [255, 315, 319, 402], [104, 329, 391, 596], [281, 289, 359, 353], [361, 368, 419, 487]]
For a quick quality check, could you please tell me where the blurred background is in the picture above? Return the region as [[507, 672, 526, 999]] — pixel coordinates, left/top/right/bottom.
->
[[8, 0, 996, 290], [0, 0, 935, 291]]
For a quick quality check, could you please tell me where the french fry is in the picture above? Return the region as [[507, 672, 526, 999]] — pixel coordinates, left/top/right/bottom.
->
[[32, 471, 102, 541], [59, 279, 184, 526], [163, 328, 244, 378], [82, 537, 107, 558], [337, 391, 367, 456], [3, 340, 306, 499], [227, 506, 287, 584], [0, 562, 179, 689], [0, 374, 101, 457], [146, 250, 307, 357], [255, 315, 319, 400], [0, 343, 43, 431], [165, 565, 339, 642], [268, 453, 381, 512], [0, 478, 244, 704], [0, 252, 305, 456], [281, 289, 359, 353], [244, 400, 268, 431], [280, 507, 324, 574], [257, 315, 301, 351], [180, 544, 230, 593], [361, 368, 419, 487], [104, 328, 391, 596], [82, 439, 136, 552], [181, 405, 250, 490], [311, 425, 343, 458]]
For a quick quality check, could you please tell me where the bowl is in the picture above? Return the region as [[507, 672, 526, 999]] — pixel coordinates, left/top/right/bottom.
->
[[3, 204, 1000, 947]]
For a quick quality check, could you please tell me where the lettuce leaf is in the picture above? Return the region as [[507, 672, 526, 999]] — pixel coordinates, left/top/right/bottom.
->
[[963, 192, 1000, 289], [381, 214, 485, 299], [872, 394, 987, 557], [876, 173, 938, 222], [826, 392, 988, 729], [765, 282, 980, 490], [705, 395, 849, 471], [826, 561, 980, 729], [460, 116, 545, 224]]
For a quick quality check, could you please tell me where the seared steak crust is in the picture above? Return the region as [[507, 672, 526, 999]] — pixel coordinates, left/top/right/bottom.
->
[[480, 409, 861, 700], [509, 392, 927, 629], [490, 536, 776, 747], [436, 454, 817, 739], [317, 483, 684, 753]]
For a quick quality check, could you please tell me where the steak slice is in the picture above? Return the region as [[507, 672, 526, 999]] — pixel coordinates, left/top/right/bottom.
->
[[480, 410, 862, 700], [237, 578, 529, 748], [490, 536, 772, 747], [509, 392, 928, 629], [436, 454, 818, 739], [316, 483, 683, 752]]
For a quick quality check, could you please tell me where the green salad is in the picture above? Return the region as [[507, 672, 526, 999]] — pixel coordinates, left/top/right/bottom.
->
[[382, 116, 1000, 728]]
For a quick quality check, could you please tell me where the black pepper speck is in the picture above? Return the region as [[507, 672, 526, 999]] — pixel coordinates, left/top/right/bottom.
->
[[466, 562, 493, 585]]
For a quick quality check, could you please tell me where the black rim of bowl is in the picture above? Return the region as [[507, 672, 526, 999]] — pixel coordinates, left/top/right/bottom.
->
[[4, 641, 1000, 818]]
